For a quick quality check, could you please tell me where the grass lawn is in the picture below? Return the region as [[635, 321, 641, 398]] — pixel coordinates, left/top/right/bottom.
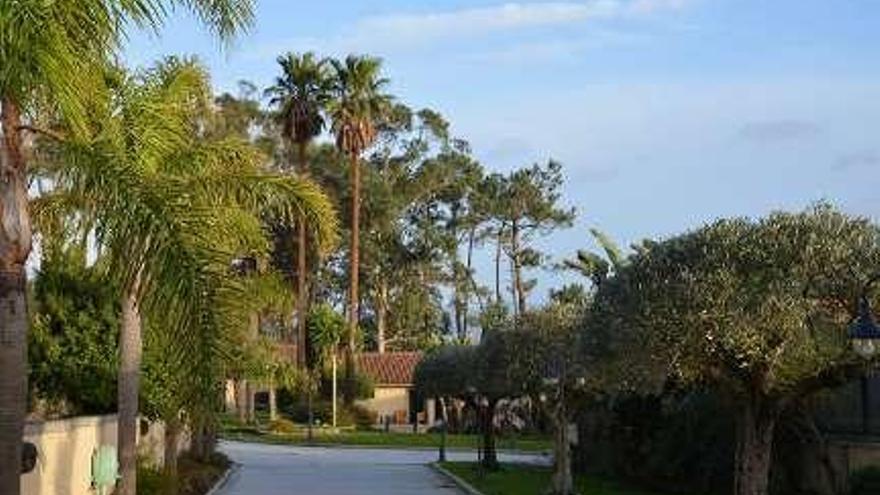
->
[[221, 420, 551, 452], [440, 462, 673, 495]]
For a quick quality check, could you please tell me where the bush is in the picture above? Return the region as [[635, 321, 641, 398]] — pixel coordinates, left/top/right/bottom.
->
[[28, 252, 120, 416], [137, 452, 230, 495], [268, 418, 297, 434], [348, 404, 378, 429], [574, 391, 733, 495], [850, 467, 880, 495]]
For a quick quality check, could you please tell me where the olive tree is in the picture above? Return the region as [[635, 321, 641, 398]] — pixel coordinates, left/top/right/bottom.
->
[[509, 303, 589, 495], [588, 205, 880, 495], [414, 345, 477, 460]]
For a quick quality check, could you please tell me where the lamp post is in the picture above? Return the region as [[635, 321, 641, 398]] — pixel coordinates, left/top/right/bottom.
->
[[848, 284, 880, 434], [849, 294, 880, 359]]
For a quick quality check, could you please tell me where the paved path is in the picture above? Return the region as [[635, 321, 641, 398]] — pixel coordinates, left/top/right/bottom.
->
[[216, 440, 549, 495]]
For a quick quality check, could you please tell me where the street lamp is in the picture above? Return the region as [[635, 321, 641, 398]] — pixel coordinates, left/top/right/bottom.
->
[[849, 295, 880, 359]]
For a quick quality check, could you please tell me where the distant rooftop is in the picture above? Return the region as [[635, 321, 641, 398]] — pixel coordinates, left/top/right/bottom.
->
[[355, 352, 423, 386]]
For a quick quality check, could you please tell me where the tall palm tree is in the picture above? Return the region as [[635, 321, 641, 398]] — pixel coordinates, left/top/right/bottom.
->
[[265, 52, 333, 368], [327, 55, 392, 401], [0, 2, 252, 492], [37, 59, 337, 495]]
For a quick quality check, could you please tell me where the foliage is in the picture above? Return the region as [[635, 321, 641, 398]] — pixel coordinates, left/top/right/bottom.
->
[[586, 204, 880, 495], [267, 418, 297, 434], [575, 391, 734, 495], [440, 462, 668, 495], [137, 452, 231, 495], [849, 467, 880, 495], [308, 303, 346, 364], [563, 228, 627, 289], [481, 160, 575, 313], [33, 58, 339, 488], [589, 204, 880, 397], [327, 55, 393, 156], [415, 345, 478, 399], [28, 250, 119, 416]]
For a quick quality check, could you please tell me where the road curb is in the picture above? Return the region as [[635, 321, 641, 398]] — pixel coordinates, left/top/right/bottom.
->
[[221, 437, 549, 457], [430, 462, 485, 495], [205, 462, 239, 495]]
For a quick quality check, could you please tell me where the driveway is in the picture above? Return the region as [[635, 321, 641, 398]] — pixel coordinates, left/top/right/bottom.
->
[[216, 440, 549, 495]]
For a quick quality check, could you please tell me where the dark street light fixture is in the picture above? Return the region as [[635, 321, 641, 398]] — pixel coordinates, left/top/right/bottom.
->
[[849, 294, 880, 359]]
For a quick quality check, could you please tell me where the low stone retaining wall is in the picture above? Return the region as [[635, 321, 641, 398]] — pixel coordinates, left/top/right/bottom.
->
[[21, 415, 173, 495]]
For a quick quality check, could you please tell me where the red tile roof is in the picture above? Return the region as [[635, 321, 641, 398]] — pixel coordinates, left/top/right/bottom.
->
[[355, 352, 423, 386]]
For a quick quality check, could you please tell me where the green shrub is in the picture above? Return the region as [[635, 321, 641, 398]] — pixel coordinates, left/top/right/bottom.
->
[[349, 404, 378, 429], [136, 452, 230, 495], [850, 467, 880, 495], [29, 251, 120, 416], [268, 418, 297, 434]]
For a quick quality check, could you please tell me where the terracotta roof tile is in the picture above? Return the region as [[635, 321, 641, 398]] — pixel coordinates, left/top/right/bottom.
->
[[355, 352, 423, 386]]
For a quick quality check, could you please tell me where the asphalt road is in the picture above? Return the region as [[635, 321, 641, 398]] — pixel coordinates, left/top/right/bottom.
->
[[216, 440, 548, 495]]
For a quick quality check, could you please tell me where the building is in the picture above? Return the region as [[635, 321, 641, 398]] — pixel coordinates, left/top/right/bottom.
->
[[355, 352, 435, 427]]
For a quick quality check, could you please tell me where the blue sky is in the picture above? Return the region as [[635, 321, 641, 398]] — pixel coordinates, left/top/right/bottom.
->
[[125, 0, 880, 302]]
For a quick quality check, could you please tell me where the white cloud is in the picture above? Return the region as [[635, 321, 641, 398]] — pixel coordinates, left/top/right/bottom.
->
[[358, 0, 689, 41], [247, 0, 691, 59]]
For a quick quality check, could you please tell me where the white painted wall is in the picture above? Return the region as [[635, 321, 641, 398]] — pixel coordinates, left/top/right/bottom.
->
[[21, 415, 170, 495]]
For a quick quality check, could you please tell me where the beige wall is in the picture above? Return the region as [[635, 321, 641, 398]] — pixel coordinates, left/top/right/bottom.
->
[[356, 387, 436, 426], [21, 415, 168, 495], [357, 386, 410, 424]]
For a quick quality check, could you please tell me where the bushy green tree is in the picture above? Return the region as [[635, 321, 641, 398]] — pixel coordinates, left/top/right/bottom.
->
[[588, 205, 880, 495], [29, 250, 119, 416], [508, 303, 589, 495]]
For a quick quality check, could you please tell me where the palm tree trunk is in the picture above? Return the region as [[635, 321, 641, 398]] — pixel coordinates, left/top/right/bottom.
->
[[296, 141, 309, 369], [0, 96, 31, 495], [164, 416, 181, 483], [345, 151, 361, 405], [118, 272, 143, 495], [376, 278, 388, 353]]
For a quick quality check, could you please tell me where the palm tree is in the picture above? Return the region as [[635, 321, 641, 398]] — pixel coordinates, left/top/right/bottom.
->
[[0, 2, 252, 492], [265, 52, 333, 368], [38, 59, 337, 495], [327, 55, 392, 401]]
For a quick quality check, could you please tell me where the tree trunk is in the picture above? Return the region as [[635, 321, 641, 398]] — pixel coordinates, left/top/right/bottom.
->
[[0, 96, 31, 495], [296, 141, 309, 369], [439, 397, 449, 462], [511, 220, 526, 316], [163, 417, 181, 477], [245, 382, 255, 424], [494, 229, 503, 303], [462, 227, 476, 341], [450, 209, 464, 340], [190, 422, 216, 463], [376, 279, 388, 353], [268, 380, 278, 422], [331, 351, 338, 429], [345, 151, 361, 405], [235, 379, 247, 423], [118, 274, 143, 495], [551, 404, 574, 495], [482, 400, 499, 470], [734, 396, 778, 495]]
